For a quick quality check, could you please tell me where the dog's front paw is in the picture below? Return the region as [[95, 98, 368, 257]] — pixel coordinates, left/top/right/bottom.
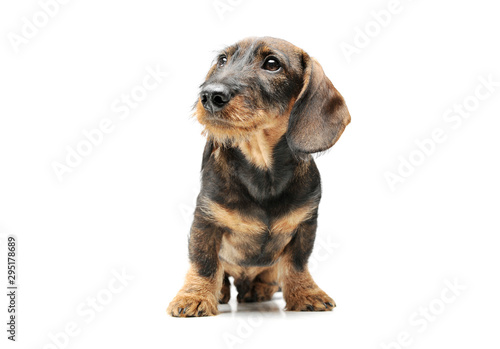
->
[[167, 292, 219, 317], [285, 288, 336, 311]]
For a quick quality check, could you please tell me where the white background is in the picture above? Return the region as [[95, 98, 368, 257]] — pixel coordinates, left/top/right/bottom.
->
[[1, 0, 499, 348]]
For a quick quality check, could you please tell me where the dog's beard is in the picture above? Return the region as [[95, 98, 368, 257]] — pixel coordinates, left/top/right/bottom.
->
[[194, 97, 270, 147], [200, 121, 259, 148]]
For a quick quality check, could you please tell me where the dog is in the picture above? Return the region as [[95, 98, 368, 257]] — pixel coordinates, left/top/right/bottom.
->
[[167, 37, 350, 317]]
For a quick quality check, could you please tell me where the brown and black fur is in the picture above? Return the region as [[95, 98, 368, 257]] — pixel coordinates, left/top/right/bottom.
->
[[167, 37, 350, 317]]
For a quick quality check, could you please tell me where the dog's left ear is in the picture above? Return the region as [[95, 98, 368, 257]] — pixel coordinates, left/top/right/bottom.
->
[[286, 54, 351, 154]]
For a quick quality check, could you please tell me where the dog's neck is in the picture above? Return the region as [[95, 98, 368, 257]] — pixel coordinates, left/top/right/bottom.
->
[[207, 128, 307, 202], [235, 116, 289, 171]]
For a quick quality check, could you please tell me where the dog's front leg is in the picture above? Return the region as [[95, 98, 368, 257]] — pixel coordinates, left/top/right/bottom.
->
[[167, 210, 223, 317], [279, 219, 336, 311]]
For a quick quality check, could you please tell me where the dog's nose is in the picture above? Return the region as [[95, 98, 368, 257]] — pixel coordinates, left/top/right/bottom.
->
[[200, 83, 231, 112]]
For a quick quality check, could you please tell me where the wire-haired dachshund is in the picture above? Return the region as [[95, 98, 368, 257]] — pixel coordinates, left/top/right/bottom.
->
[[168, 37, 351, 317]]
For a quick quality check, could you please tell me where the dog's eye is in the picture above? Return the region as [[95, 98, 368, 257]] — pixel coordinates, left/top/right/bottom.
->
[[263, 57, 281, 72], [217, 55, 227, 68]]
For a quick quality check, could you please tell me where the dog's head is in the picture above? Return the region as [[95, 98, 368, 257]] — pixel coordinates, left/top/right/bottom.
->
[[195, 37, 350, 154]]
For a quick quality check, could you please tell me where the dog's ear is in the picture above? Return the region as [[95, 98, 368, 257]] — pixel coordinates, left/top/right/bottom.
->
[[286, 54, 351, 155]]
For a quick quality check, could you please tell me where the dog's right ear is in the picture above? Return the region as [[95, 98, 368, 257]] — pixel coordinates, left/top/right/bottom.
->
[[286, 54, 351, 155]]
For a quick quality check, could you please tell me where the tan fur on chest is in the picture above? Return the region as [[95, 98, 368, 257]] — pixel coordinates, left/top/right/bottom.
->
[[236, 114, 289, 170], [202, 199, 316, 266]]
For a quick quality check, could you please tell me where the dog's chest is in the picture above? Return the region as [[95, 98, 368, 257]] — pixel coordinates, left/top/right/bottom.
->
[[219, 219, 292, 267], [212, 202, 314, 267]]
